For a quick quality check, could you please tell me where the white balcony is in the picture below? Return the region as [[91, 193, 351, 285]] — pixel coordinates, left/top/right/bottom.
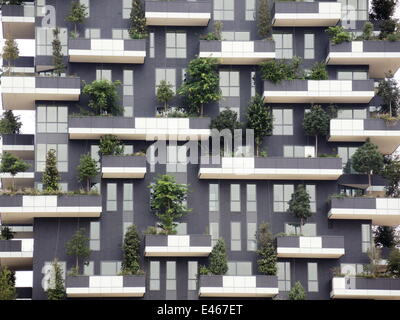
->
[[101, 156, 147, 179], [0, 239, 33, 269], [1, 4, 35, 39]]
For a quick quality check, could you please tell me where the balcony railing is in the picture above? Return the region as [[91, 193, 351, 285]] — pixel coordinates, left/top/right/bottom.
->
[[1, 4, 35, 39], [145, 235, 212, 257], [2, 134, 34, 160], [0, 239, 33, 269], [101, 155, 147, 179]]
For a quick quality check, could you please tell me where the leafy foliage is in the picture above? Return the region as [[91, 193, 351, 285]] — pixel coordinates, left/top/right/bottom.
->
[[210, 109, 241, 133], [208, 239, 228, 275], [379, 19, 399, 40], [0, 266, 16, 300], [0, 152, 30, 190], [374, 226, 398, 248], [77, 153, 99, 191], [2, 33, 19, 75], [259, 56, 302, 84], [370, 0, 398, 20], [201, 21, 223, 40], [82, 80, 123, 116], [306, 62, 328, 80], [156, 80, 175, 112], [325, 26, 353, 45], [246, 94, 273, 156], [381, 154, 400, 197], [303, 105, 331, 155], [178, 57, 221, 116], [65, 1, 88, 36], [121, 225, 142, 275], [287, 185, 312, 232], [387, 247, 400, 278], [361, 21, 374, 40], [65, 228, 91, 273], [129, 0, 148, 39], [288, 281, 306, 300], [256, 223, 277, 275], [46, 259, 66, 300], [377, 71, 400, 117], [0, 110, 22, 134], [257, 0, 271, 38], [52, 28, 65, 76], [42, 149, 60, 192], [149, 175, 191, 235], [99, 135, 124, 156], [0, 226, 14, 240]]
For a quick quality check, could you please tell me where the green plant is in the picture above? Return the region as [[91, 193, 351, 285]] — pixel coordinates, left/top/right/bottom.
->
[[208, 239, 228, 275], [303, 105, 331, 156], [82, 80, 123, 116], [318, 153, 339, 158], [121, 225, 142, 275], [387, 247, 400, 278], [288, 281, 306, 300], [42, 149, 60, 192], [2, 33, 19, 76], [149, 175, 191, 235], [257, 0, 271, 38], [325, 26, 353, 45], [210, 109, 242, 133], [351, 139, 384, 191], [178, 57, 221, 116], [46, 259, 66, 300], [0, 266, 16, 300], [377, 71, 400, 117], [201, 21, 223, 40], [0, 226, 14, 240], [374, 226, 398, 248], [306, 62, 328, 80], [0, 110, 22, 134], [361, 21, 374, 40], [246, 94, 273, 156], [259, 56, 302, 84], [77, 153, 99, 192], [99, 135, 124, 156], [287, 185, 312, 234], [381, 154, 400, 197], [65, 1, 88, 36], [144, 226, 158, 235], [65, 228, 91, 274], [199, 265, 210, 275], [370, 0, 398, 20], [128, 0, 148, 39], [0, 152, 30, 190], [52, 28, 65, 76], [156, 80, 175, 113], [256, 223, 277, 275], [379, 19, 398, 39]]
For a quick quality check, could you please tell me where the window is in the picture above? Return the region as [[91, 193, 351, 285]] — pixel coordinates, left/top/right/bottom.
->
[[221, 32, 250, 41], [285, 223, 317, 236], [273, 109, 293, 135], [36, 144, 68, 172], [308, 263, 318, 292], [123, 0, 132, 19], [339, 0, 368, 21], [277, 262, 291, 291], [338, 146, 358, 172], [231, 222, 241, 251], [219, 71, 240, 116], [273, 184, 294, 212], [188, 261, 198, 291], [251, 71, 256, 97], [304, 34, 314, 59], [123, 183, 133, 212], [112, 29, 129, 39], [361, 224, 371, 253], [150, 261, 160, 291], [227, 262, 252, 276], [214, 0, 234, 20], [166, 32, 186, 59], [246, 184, 256, 212], [84, 28, 100, 39], [96, 69, 111, 81], [107, 183, 117, 211], [306, 185, 316, 213], [209, 184, 219, 212], [36, 0, 46, 17], [80, 0, 90, 17], [167, 145, 187, 173], [101, 261, 121, 275], [91, 145, 100, 164], [337, 108, 367, 119], [247, 222, 257, 251], [123, 69, 134, 117], [37, 105, 68, 133], [283, 145, 315, 158], [273, 34, 293, 59], [230, 184, 241, 212], [150, 32, 155, 58], [90, 221, 100, 251], [175, 223, 187, 235], [124, 145, 133, 155], [337, 70, 368, 80], [210, 222, 219, 247], [155, 68, 176, 93], [37, 27, 67, 56], [84, 261, 94, 276], [245, 0, 255, 20], [166, 261, 176, 290], [340, 263, 364, 276]]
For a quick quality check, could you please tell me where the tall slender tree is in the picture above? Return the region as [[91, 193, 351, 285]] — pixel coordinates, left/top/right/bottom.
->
[[257, 0, 271, 39], [65, 228, 91, 274], [42, 149, 60, 192], [208, 239, 228, 275], [287, 185, 312, 234], [2, 33, 19, 75], [121, 225, 141, 275], [377, 71, 400, 117], [303, 105, 331, 156], [52, 28, 65, 76], [65, 1, 88, 37], [0, 266, 16, 300], [129, 0, 148, 39], [0, 110, 22, 134], [46, 259, 66, 300], [77, 153, 99, 191], [156, 80, 175, 113], [256, 223, 277, 275]]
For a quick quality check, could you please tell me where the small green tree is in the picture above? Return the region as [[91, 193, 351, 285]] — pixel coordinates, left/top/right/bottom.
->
[[52, 28, 65, 76], [377, 71, 400, 117], [149, 175, 191, 235], [65, 228, 91, 274], [46, 259, 66, 300], [303, 105, 331, 156], [257, 0, 271, 38], [99, 135, 124, 156], [256, 223, 277, 275], [382, 155, 400, 197], [129, 0, 148, 39], [121, 225, 141, 275], [0, 110, 22, 134], [2, 33, 19, 75], [288, 281, 306, 300], [42, 149, 60, 193], [307, 62, 328, 80], [201, 21, 223, 40], [361, 21, 374, 40], [210, 109, 241, 133], [351, 139, 384, 191], [156, 80, 175, 113], [0, 266, 16, 300], [65, 0, 88, 37], [178, 57, 221, 116], [287, 185, 312, 234], [387, 247, 400, 278], [208, 238, 228, 275], [374, 226, 397, 248], [370, 0, 398, 20], [325, 26, 352, 45], [260, 57, 302, 84], [0, 152, 30, 190], [246, 94, 273, 156], [82, 80, 123, 116], [77, 153, 99, 192], [0, 226, 14, 240]]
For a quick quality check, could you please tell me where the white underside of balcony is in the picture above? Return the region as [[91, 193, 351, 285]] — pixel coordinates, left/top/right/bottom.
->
[[328, 208, 400, 226], [199, 287, 279, 297], [68, 50, 146, 63], [2, 17, 35, 39], [199, 52, 275, 65], [2, 145, 34, 160], [263, 91, 374, 103], [66, 287, 146, 297], [145, 12, 211, 26], [277, 247, 345, 258], [101, 167, 147, 179], [144, 246, 213, 257], [331, 289, 400, 300], [272, 13, 340, 27]]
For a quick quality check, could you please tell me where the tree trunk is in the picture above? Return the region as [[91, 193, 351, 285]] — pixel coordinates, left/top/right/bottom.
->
[[200, 104, 203, 117], [76, 256, 79, 272], [164, 101, 167, 113], [300, 218, 304, 235], [87, 178, 90, 192], [315, 135, 318, 157], [390, 100, 392, 117], [256, 140, 259, 157], [368, 172, 372, 194], [74, 23, 77, 37], [12, 176, 15, 191]]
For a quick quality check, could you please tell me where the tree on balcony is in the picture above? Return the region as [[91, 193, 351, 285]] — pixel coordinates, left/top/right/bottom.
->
[[201, 21, 223, 41], [1, 33, 19, 76], [374, 226, 398, 248], [256, 223, 277, 275], [382, 154, 400, 197], [388, 248, 400, 278], [99, 135, 124, 156], [82, 80, 123, 116], [288, 281, 306, 300], [149, 175, 191, 235], [52, 28, 65, 76], [377, 72, 400, 117], [306, 62, 328, 80], [46, 259, 66, 300], [0, 226, 14, 240], [0, 110, 22, 135], [257, 0, 271, 39], [0, 266, 16, 300], [370, 0, 398, 20], [325, 26, 352, 45], [156, 80, 175, 113], [121, 225, 142, 275], [246, 94, 273, 156], [209, 239, 228, 275], [303, 105, 330, 156], [351, 139, 384, 191], [42, 149, 60, 193], [0, 152, 30, 190], [260, 56, 302, 84], [77, 153, 99, 192], [65, 1, 88, 38], [210, 109, 241, 133], [287, 185, 311, 234], [129, 0, 148, 39], [65, 228, 91, 275], [178, 57, 221, 116]]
